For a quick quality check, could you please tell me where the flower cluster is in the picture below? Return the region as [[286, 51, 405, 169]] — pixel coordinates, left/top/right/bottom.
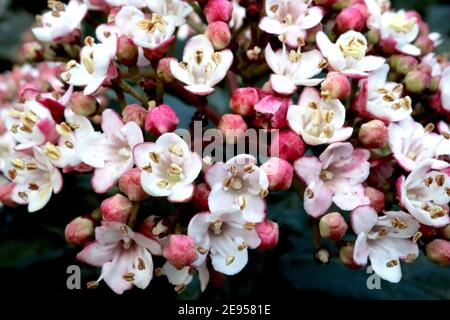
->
[[0, 0, 449, 294]]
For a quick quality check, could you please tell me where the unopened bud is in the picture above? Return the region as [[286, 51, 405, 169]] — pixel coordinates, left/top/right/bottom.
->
[[218, 114, 248, 144], [65, 216, 94, 245], [255, 220, 279, 250], [426, 239, 450, 266], [145, 104, 179, 136], [117, 35, 139, 67], [230, 87, 260, 116], [122, 104, 147, 127], [359, 120, 388, 149], [270, 130, 306, 162], [261, 157, 293, 190], [321, 72, 351, 100], [163, 235, 198, 269], [69, 92, 98, 116], [100, 194, 133, 224], [157, 58, 175, 83], [339, 242, 362, 269], [192, 183, 210, 211], [319, 212, 348, 241], [119, 168, 149, 201], [405, 70, 430, 94], [205, 21, 231, 50], [364, 187, 385, 212], [204, 0, 233, 23], [336, 7, 365, 33]]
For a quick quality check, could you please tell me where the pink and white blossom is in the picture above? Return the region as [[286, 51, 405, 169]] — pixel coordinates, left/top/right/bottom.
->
[[205, 154, 269, 223], [161, 262, 194, 290], [105, 0, 147, 8], [352, 205, 419, 283], [287, 88, 353, 146], [316, 31, 385, 78], [146, 0, 193, 27], [294, 142, 371, 218], [437, 121, 450, 156], [133, 132, 202, 203], [440, 67, 450, 112]]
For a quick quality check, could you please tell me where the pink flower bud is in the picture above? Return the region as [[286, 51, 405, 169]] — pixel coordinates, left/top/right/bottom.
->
[[320, 72, 351, 100], [270, 130, 306, 162], [139, 215, 168, 239], [319, 212, 348, 241], [20, 41, 43, 62], [100, 194, 133, 224], [390, 55, 418, 75], [145, 104, 179, 136], [336, 7, 365, 33], [440, 225, 450, 240], [0, 183, 16, 207], [364, 187, 385, 212], [163, 235, 198, 269], [205, 21, 231, 50], [229, 87, 260, 116], [204, 0, 233, 24], [253, 95, 290, 129], [415, 35, 434, 55], [339, 242, 362, 269], [157, 57, 175, 83], [119, 168, 149, 201], [192, 183, 210, 211], [426, 239, 450, 266], [218, 114, 248, 144], [428, 76, 440, 93], [117, 35, 139, 67], [256, 220, 279, 250], [261, 157, 293, 190], [359, 120, 388, 149], [64, 216, 94, 245], [122, 104, 147, 127], [405, 70, 430, 94], [69, 92, 98, 116]]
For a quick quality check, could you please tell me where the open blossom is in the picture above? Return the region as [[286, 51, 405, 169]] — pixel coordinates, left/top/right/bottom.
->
[[62, 36, 118, 95], [365, 0, 420, 56], [0, 132, 15, 170], [294, 142, 370, 218], [188, 207, 261, 277], [388, 117, 449, 172], [316, 31, 385, 78], [440, 67, 450, 112], [133, 132, 202, 203], [77, 222, 162, 294], [437, 121, 450, 156], [3, 148, 63, 212], [287, 88, 353, 146], [354, 64, 412, 122], [146, 0, 193, 27], [398, 161, 450, 227], [205, 154, 269, 223], [352, 206, 419, 283], [105, 0, 147, 8], [170, 35, 233, 95], [259, 0, 324, 48], [161, 262, 194, 291], [422, 53, 443, 77], [32, 0, 87, 42], [264, 44, 324, 95], [78, 109, 143, 193]]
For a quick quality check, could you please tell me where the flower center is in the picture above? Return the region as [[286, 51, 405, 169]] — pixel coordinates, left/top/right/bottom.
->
[[137, 13, 167, 33], [319, 169, 334, 181], [388, 14, 416, 34], [339, 37, 366, 60], [118, 146, 131, 159], [211, 219, 223, 235], [167, 163, 184, 182]]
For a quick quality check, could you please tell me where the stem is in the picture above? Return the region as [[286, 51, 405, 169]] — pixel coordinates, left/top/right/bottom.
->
[[116, 79, 148, 106], [127, 202, 140, 229], [113, 87, 126, 109], [156, 77, 165, 105], [188, 1, 207, 24], [311, 218, 322, 250], [231, 22, 250, 42]]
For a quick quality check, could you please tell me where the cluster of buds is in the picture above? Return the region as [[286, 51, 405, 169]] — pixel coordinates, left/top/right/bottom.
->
[[0, 0, 449, 295]]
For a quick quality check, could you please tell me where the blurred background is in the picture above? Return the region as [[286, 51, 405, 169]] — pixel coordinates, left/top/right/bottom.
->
[[0, 0, 449, 299]]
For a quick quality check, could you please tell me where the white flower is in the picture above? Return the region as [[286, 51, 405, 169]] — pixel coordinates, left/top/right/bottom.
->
[[77, 222, 162, 295], [440, 67, 450, 112], [133, 132, 202, 203], [188, 207, 261, 276], [259, 0, 324, 48], [316, 31, 385, 78], [365, 0, 420, 56], [78, 109, 143, 193], [264, 44, 324, 95], [3, 148, 63, 212], [388, 117, 449, 172], [32, 0, 87, 42], [354, 64, 412, 122], [62, 36, 118, 96], [422, 53, 443, 77], [352, 206, 419, 283], [437, 121, 450, 157], [398, 161, 450, 227], [170, 35, 233, 96], [229, 0, 246, 30], [106, 0, 147, 8], [0, 132, 16, 171], [161, 262, 194, 291], [205, 154, 269, 223], [146, 0, 193, 27], [287, 88, 353, 145]]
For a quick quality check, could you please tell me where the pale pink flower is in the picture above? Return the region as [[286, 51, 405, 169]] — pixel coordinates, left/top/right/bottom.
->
[[133, 132, 202, 203], [205, 154, 269, 223], [105, 0, 147, 7], [437, 121, 450, 156], [146, 0, 193, 27], [287, 88, 353, 146], [161, 262, 194, 290], [77, 222, 162, 294], [352, 205, 419, 283], [422, 53, 443, 77], [440, 67, 450, 112], [0, 131, 16, 171], [294, 142, 371, 218]]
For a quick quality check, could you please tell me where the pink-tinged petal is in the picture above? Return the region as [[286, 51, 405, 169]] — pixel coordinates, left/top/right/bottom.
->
[[184, 84, 214, 96], [183, 152, 203, 184], [83, 76, 107, 96], [101, 109, 124, 138], [76, 241, 115, 267], [369, 240, 402, 283], [50, 167, 63, 193], [316, 31, 346, 71], [304, 179, 333, 218], [102, 252, 134, 294], [205, 162, 227, 187], [197, 262, 210, 292], [38, 97, 65, 123], [328, 127, 353, 143], [132, 248, 153, 289], [393, 153, 416, 172], [188, 212, 211, 248], [351, 205, 378, 235], [295, 78, 325, 87], [226, 154, 256, 170], [284, 27, 306, 48], [133, 142, 159, 169], [140, 171, 171, 197], [270, 74, 297, 95], [353, 79, 369, 116], [208, 185, 239, 213], [95, 223, 124, 244], [319, 142, 353, 168], [355, 55, 386, 72], [134, 233, 162, 255], [286, 104, 304, 135], [298, 6, 324, 29], [340, 69, 369, 79], [298, 87, 321, 108], [210, 235, 248, 275], [27, 185, 53, 212], [353, 233, 369, 265], [36, 118, 59, 144], [170, 59, 193, 85], [397, 44, 421, 56], [242, 194, 266, 223], [122, 121, 144, 149], [332, 183, 369, 211], [258, 17, 285, 35], [264, 44, 282, 74], [168, 183, 194, 203], [183, 34, 214, 57], [384, 211, 420, 238], [316, 31, 333, 55], [92, 165, 120, 193], [293, 156, 322, 185], [388, 238, 419, 260], [368, 64, 389, 93], [208, 49, 233, 87]]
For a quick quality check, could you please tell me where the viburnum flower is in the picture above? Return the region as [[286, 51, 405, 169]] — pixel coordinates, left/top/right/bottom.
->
[[422, 53, 443, 77], [147, 0, 193, 27], [294, 142, 370, 218], [170, 35, 233, 95], [440, 67, 450, 112], [264, 44, 325, 95], [188, 207, 261, 277], [437, 121, 450, 156], [398, 161, 450, 227], [352, 205, 420, 283], [77, 109, 144, 193], [105, 0, 147, 8], [353, 64, 412, 122], [161, 262, 194, 292], [388, 117, 449, 172], [77, 222, 162, 294], [258, 0, 324, 48], [287, 88, 353, 146], [0, 132, 16, 170], [316, 30, 385, 78], [133, 132, 202, 203], [3, 148, 63, 212], [205, 154, 269, 223], [32, 0, 87, 42], [61, 35, 118, 95]]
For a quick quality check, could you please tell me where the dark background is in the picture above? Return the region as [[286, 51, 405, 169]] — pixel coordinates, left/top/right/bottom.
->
[[0, 0, 449, 300]]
